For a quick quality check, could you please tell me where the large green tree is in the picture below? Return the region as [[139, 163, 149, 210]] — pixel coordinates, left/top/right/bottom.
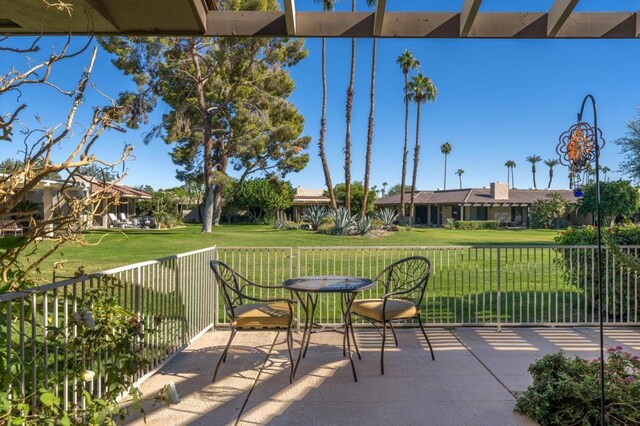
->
[[579, 180, 640, 225], [99, 0, 309, 233], [387, 183, 412, 196], [229, 177, 294, 223], [440, 141, 452, 190], [526, 155, 542, 189], [396, 50, 420, 217], [544, 159, 559, 189], [616, 109, 640, 182], [331, 181, 376, 217], [343, 0, 357, 213], [505, 160, 516, 189]]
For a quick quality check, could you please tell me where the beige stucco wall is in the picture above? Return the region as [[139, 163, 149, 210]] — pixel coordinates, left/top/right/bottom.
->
[[491, 206, 511, 223]]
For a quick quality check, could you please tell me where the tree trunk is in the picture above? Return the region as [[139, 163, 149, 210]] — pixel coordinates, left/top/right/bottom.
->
[[360, 38, 376, 221], [459, 175, 462, 189], [400, 72, 409, 218], [189, 39, 214, 233], [344, 4, 356, 214], [318, 35, 337, 210], [548, 169, 553, 189], [532, 165, 537, 189], [410, 102, 422, 226], [443, 154, 448, 190]]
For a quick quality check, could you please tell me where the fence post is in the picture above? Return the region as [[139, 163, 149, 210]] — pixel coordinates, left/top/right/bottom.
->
[[296, 247, 301, 332], [496, 247, 502, 332], [212, 248, 218, 332]]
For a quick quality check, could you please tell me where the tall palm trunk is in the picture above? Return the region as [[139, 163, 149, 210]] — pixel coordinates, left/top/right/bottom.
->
[[318, 33, 337, 210], [410, 102, 422, 226], [344, 0, 356, 213], [400, 73, 409, 218], [458, 174, 462, 189], [547, 168, 553, 189], [360, 38, 376, 220], [511, 168, 515, 188], [532, 165, 537, 189], [507, 167, 510, 188], [443, 153, 448, 190]]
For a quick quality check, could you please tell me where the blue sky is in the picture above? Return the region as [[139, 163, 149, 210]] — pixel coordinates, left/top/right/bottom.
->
[[2, 0, 640, 192]]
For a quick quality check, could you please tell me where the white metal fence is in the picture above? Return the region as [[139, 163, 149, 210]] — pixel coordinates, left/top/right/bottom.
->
[[215, 245, 640, 327], [0, 246, 216, 411], [2, 244, 639, 412]]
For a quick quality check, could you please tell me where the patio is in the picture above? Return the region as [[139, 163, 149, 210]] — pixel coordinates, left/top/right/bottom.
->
[[124, 326, 640, 426]]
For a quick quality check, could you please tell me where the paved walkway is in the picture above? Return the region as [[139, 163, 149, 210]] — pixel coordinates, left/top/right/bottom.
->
[[124, 327, 640, 426]]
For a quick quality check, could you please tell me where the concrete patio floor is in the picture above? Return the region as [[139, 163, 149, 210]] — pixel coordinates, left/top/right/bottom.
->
[[124, 326, 640, 426]]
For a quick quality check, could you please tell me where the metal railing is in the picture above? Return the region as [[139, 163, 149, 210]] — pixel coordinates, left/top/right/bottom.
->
[[215, 245, 640, 327], [0, 246, 216, 411], [3, 244, 639, 411]]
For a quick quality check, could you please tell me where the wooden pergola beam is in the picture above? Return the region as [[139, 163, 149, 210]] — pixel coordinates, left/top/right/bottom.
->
[[548, 0, 580, 37], [283, 0, 296, 36], [637, 10, 640, 37], [206, 11, 639, 38], [373, 0, 386, 37], [460, 0, 483, 37]]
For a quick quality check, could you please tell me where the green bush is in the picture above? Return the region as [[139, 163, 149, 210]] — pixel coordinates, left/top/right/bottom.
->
[[555, 226, 640, 320], [453, 220, 499, 230], [515, 349, 640, 425]]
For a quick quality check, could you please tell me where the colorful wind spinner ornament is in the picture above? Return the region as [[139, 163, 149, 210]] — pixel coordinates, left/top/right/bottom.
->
[[557, 121, 604, 197]]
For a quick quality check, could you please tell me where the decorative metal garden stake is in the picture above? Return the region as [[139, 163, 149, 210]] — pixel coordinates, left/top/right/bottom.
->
[[557, 94, 606, 425]]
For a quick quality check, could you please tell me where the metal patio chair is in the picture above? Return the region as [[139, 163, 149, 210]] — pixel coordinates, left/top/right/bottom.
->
[[210, 260, 295, 383], [350, 256, 435, 374]]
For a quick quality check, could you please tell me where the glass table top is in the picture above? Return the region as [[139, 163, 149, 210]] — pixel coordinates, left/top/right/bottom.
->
[[283, 276, 374, 293]]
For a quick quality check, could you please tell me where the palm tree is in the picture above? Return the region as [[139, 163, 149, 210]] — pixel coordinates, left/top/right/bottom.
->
[[601, 166, 611, 181], [544, 159, 559, 189], [360, 0, 378, 220], [407, 73, 438, 225], [505, 160, 516, 188], [526, 155, 542, 189], [396, 50, 420, 218], [313, 0, 337, 210], [440, 142, 452, 190], [381, 181, 388, 196], [455, 169, 464, 189], [343, 0, 357, 213]]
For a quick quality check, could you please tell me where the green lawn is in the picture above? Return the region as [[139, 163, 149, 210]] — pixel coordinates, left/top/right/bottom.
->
[[33, 224, 560, 281]]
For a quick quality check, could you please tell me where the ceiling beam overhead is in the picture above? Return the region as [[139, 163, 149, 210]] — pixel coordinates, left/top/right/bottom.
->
[[636, 11, 640, 37], [548, 0, 580, 37], [373, 0, 387, 37], [460, 0, 483, 37], [283, 0, 297, 36]]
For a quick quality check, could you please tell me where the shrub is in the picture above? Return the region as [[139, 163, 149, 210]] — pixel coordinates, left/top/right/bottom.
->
[[445, 218, 455, 229], [302, 205, 328, 231], [530, 192, 569, 229], [515, 349, 640, 425], [555, 226, 640, 319], [355, 216, 373, 236], [328, 207, 356, 236], [374, 208, 398, 229], [453, 220, 499, 230], [274, 219, 299, 230]]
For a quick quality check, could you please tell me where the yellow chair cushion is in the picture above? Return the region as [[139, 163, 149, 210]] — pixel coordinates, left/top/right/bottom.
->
[[351, 298, 418, 321], [232, 302, 291, 329]]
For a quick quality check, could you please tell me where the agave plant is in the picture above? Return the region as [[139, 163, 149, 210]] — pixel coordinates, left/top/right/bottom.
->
[[355, 216, 373, 236], [329, 207, 356, 236], [302, 205, 328, 231], [375, 208, 398, 228]]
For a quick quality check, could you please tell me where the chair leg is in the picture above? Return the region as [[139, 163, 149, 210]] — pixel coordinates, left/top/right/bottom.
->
[[286, 328, 294, 384], [389, 322, 399, 347], [349, 313, 361, 360], [213, 329, 236, 383], [381, 321, 386, 375], [418, 317, 435, 361]]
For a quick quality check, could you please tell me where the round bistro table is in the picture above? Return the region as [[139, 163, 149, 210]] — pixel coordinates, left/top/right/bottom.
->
[[283, 276, 374, 382]]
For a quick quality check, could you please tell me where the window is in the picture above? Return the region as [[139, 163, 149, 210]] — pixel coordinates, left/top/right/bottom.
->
[[511, 207, 524, 225], [469, 206, 487, 220]]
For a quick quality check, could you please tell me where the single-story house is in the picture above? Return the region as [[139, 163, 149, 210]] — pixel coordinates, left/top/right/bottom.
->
[[91, 182, 152, 227], [285, 187, 333, 222], [375, 182, 587, 227]]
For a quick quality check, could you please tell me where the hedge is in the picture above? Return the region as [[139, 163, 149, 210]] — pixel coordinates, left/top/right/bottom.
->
[[453, 220, 500, 230]]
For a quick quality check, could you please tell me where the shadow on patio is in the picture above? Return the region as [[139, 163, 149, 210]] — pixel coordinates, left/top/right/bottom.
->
[[123, 327, 640, 426]]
